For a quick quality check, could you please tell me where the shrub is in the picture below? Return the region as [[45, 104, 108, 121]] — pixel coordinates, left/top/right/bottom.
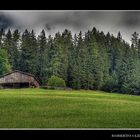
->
[[102, 75, 119, 93], [47, 75, 66, 88]]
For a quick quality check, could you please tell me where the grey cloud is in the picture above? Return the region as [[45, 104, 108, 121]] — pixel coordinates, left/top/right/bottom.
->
[[120, 11, 140, 27], [0, 10, 140, 44], [0, 11, 121, 31], [0, 13, 14, 29], [45, 23, 51, 31]]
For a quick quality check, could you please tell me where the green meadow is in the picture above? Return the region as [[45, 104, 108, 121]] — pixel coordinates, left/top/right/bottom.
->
[[0, 88, 139, 128]]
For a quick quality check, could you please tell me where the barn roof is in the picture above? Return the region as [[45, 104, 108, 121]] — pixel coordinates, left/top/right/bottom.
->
[[0, 70, 40, 84]]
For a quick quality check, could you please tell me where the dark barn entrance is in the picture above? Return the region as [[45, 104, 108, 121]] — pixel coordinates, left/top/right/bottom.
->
[[1, 82, 30, 88]]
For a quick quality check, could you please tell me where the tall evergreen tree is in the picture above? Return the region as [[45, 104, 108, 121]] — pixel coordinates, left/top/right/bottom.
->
[[0, 48, 11, 75], [3, 29, 16, 69], [37, 29, 48, 84], [12, 29, 20, 70], [0, 28, 4, 48], [20, 29, 33, 73]]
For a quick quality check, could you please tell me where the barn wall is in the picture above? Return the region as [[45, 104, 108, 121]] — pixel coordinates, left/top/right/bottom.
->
[[0, 72, 33, 83]]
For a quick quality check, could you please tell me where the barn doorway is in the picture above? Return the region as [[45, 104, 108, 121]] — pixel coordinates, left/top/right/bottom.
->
[[1, 82, 31, 88]]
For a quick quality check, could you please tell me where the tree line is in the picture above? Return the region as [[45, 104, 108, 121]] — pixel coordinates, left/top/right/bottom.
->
[[0, 27, 140, 94]]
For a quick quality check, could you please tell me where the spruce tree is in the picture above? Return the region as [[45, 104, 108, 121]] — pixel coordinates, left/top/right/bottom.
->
[[0, 48, 11, 75], [12, 29, 20, 70], [37, 29, 48, 84]]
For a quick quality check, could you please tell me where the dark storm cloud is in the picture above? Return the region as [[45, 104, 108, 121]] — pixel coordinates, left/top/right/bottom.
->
[[120, 11, 140, 27], [42, 11, 90, 30], [1, 10, 120, 31], [42, 11, 115, 30], [1, 10, 140, 44], [116, 11, 140, 28], [0, 13, 14, 29]]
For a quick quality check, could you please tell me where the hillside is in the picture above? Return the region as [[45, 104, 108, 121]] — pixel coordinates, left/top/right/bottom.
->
[[0, 88, 139, 128]]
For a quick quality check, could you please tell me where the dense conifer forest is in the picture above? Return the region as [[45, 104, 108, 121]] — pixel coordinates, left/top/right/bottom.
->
[[0, 27, 140, 94]]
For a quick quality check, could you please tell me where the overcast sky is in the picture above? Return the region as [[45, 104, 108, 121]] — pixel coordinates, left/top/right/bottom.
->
[[0, 10, 140, 44]]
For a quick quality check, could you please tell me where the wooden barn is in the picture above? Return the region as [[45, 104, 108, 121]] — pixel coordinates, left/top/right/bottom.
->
[[0, 70, 40, 88]]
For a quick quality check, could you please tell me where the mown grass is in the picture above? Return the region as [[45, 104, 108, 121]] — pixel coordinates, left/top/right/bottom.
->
[[0, 88, 140, 128]]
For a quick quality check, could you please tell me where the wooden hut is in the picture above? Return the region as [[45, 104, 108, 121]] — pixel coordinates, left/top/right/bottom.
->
[[0, 70, 40, 88]]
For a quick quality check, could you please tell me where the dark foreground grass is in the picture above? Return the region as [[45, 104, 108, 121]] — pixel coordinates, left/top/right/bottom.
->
[[0, 88, 140, 128]]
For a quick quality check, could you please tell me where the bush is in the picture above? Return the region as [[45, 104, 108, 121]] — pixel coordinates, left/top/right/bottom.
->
[[102, 75, 119, 93], [47, 75, 66, 88]]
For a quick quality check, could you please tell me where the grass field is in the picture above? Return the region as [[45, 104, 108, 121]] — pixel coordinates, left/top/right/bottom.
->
[[0, 88, 140, 128]]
